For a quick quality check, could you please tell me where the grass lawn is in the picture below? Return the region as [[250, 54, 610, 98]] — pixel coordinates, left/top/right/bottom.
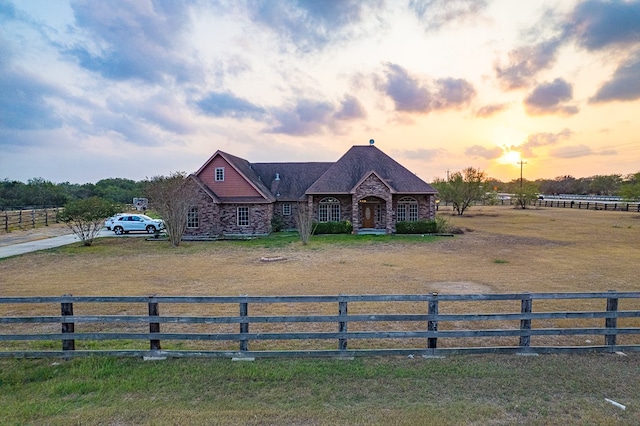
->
[[1, 354, 639, 425], [1, 206, 640, 424]]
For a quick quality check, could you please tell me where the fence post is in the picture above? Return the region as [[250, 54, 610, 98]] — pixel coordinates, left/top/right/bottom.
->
[[31, 209, 36, 228], [61, 295, 75, 351], [148, 296, 161, 350], [605, 290, 618, 348], [428, 292, 438, 349], [519, 294, 532, 348], [239, 296, 249, 352], [45, 208, 49, 226], [338, 296, 348, 351], [3, 211, 7, 232]]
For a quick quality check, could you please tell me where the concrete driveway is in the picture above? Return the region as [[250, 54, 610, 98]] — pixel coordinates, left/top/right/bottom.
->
[[0, 229, 148, 259]]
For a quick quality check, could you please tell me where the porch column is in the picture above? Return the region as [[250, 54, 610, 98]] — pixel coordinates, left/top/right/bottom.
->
[[351, 196, 360, 234], [386, 194, 394, 234]]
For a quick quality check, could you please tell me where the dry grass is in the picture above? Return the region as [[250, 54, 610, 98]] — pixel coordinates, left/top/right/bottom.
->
[[2, 205, 638, 296], [1, 205, 639, 351]]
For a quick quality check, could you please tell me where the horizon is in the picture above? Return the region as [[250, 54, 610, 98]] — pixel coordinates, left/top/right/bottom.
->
[[2, 1, 639, 184]]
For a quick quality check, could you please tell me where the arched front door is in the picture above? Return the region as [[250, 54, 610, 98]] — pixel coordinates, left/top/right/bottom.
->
[[362, 203, 375, 228]]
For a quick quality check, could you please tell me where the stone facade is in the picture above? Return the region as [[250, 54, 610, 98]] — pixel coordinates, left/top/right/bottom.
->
[[218, 203, 272, 236]]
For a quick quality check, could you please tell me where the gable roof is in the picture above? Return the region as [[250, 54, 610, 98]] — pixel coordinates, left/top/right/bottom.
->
[[194, 150, 276, 202], [305, 145, 437, 194]]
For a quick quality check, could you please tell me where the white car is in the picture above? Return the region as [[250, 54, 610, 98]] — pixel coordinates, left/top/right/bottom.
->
[[111, 214, 164, 235], [104, 213, 125, 230]]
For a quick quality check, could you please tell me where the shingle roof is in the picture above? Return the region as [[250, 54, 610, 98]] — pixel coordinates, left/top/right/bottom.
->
[[251, 162, 333, 200], [217, 151, 276, 202], [305, 145, 437, 194], [195, 145, 436, 201]]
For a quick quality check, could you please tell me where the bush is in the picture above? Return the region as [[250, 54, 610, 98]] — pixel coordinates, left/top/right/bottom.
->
[[395, 220, 438, 234], [312, 221, 352, 234], [271, 215, 286, 232]]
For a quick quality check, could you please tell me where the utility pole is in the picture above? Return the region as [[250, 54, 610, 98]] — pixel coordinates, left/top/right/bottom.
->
[[518, 160, 527, 188]]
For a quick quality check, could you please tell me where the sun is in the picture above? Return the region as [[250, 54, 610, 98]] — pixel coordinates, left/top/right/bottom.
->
[[498, 150, 522, 165]]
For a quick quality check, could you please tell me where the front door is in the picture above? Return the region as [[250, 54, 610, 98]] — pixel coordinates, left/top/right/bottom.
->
[[362, 204, 375, 228]]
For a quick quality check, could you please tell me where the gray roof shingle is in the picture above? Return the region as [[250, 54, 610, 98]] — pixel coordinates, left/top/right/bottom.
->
[[305, 145, 437, 194]]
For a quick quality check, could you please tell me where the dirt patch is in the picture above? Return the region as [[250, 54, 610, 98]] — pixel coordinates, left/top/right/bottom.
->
[[0, 224, 70, 247], [430, 281, 493, 294]]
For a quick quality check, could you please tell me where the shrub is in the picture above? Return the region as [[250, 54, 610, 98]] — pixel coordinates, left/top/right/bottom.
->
[[312, 221, 353, 234], [271, 215, 286, 232], [395, 220, 438, 234]]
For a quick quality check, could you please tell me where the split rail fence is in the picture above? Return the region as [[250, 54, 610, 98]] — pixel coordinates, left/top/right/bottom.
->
[[2, 208, 63, 232], [1, 292, 640, 359]]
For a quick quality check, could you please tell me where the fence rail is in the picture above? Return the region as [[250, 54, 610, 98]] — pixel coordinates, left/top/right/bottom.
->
[[533, 200, 640, 211], [1, 292, 640, 358], [2, 208, 63, 232]]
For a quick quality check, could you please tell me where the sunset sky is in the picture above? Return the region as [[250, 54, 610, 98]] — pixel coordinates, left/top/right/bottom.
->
[[2, 0, 640, 184]]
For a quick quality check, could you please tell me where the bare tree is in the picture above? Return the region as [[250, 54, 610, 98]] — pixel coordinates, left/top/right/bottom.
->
[[144, 172, 200, 247], [294, 201, 316, 245]]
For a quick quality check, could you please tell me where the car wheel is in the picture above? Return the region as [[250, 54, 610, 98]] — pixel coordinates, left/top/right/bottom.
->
[[114, 226, 124, 235], [146, 225, 156, 234]]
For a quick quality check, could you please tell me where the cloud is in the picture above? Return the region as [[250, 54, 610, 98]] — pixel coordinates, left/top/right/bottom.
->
[[495, 1, 640, 90], [567, 0, 640, 51], [0, 68, 63, 133], [524, 78, 578, 115], [590, 51, 640, 103], [247, 0, 383, 52], [408, 0, 488, 30], [335, 94, 367, 120], [475, 103, 508, 118], [525, 128, 572, 148], [378, 63, 475, 113], [550, 144, 618, 159], [516, 128, 572, 157], [465, 145, 502, 159], [267, 94, 367, 136], [268, 99, 336, 136], [395, 147, 446, 161], [495, 39, 561, 90], [197, 92, 265, 119], [67, 0, 199, 83]]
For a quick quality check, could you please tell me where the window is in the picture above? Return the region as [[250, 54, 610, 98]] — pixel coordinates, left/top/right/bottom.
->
[[187, 207, 199, 228], [397, 197, 418, 222], [282, 203, 291, 216], [237, 207, 249, 226], [215, 167, 224, 182], [319, 197, 340, 222]]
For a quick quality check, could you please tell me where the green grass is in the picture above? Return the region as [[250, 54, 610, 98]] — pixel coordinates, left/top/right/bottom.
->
[[1, 354, 637, 425]]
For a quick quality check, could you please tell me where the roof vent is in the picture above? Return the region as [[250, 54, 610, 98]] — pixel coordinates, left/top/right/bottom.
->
[[275, 173, 280, 181], [369, 139, 375, 145]]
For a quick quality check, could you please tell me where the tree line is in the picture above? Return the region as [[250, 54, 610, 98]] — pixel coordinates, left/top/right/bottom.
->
[[2, 171, 639, 211], [434, 170, 640, 215], [0, 178, 143, 209]]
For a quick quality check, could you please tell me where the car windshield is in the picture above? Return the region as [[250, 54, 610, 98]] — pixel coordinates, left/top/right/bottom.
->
[[138, 215, 154, 220]]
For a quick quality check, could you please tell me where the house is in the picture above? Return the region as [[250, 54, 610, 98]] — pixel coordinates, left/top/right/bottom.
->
[[186, 142, 438, 237]]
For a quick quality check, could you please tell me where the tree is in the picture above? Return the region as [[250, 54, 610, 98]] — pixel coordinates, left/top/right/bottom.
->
[[619, 172, 640, 200], [144, 172, 201, 247], [294, 201, 316, 245], [511, 180, 540, 209], [432, 167, 487, 215], [59, 197, 119, 246]]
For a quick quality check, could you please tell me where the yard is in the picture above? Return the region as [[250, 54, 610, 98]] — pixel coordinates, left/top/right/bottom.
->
[[1, 206, 639, 424]]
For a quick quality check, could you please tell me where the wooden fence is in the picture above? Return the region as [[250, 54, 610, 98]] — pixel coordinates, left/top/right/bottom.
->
[[1, 292, 640, 359], [533, 200, 640, 211], [2, 208, 63, 232]]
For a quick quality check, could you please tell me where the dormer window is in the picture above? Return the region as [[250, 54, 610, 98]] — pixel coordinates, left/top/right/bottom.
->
[[215, 167, 224, 182]]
